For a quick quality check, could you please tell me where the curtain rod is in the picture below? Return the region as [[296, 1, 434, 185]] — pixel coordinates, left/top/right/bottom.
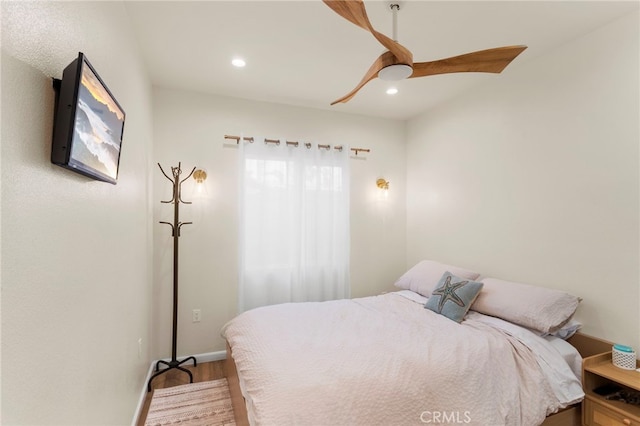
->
[[224, 134, 371, 156]]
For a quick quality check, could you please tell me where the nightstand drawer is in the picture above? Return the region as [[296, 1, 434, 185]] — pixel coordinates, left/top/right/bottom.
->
[[585, 399, 640, 426]]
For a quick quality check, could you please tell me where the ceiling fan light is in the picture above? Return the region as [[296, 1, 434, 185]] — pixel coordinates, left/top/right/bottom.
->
[[378, 64, 412, 81]]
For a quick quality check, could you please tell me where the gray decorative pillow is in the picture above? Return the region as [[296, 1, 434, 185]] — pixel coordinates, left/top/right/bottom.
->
[[425, 272, 483, 323]]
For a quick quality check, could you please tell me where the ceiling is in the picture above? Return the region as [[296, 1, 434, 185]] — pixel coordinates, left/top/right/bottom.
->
[[125, 1, 639, 121]]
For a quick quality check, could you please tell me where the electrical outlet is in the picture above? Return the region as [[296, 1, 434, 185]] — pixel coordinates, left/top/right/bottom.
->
[[192, 309, 201, 323], [138, 338, 143, 359]]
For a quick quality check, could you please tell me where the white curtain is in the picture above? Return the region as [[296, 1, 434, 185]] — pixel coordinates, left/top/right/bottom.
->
[[238, 138, 350, 312]]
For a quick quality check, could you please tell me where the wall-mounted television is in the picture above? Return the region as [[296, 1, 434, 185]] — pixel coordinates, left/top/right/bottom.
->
[[51, 52, 125, 184]]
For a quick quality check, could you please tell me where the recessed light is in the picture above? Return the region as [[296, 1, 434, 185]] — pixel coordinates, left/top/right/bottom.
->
[[232, 58, 246, 68], [386, 87, 398, 95]]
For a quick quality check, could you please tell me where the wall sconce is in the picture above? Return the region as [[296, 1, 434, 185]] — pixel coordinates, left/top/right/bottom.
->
[[193, 169, 207, 192], [376, 178, 389, 191], [376, 178, 389, 198]]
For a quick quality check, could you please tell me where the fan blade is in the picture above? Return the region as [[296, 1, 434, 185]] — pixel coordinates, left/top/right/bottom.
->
[[410, 45, 527, 78], [323, 0, 413, 66], [330, 51, 396, 105], [370, 29, 413, 66], [322, 0, 370, 30]]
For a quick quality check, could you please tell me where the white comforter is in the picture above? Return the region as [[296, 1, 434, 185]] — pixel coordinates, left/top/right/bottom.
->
[[221, 291, 583, 426]]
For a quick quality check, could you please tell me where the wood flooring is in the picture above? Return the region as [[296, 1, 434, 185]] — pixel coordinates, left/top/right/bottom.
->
[[136, 360, 226, 426]]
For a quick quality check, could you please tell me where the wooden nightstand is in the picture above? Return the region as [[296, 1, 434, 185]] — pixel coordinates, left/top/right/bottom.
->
[[582, 352, 640, 425]]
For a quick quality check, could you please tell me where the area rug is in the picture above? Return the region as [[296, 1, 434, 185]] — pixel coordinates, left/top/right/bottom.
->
[[145, 378, 236, 426]]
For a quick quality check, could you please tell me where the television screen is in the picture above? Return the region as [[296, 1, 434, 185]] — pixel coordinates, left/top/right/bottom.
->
[[51, 52, 125, 184]]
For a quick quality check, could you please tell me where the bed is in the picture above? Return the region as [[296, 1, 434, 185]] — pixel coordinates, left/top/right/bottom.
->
[[222, 261, 611, 426]]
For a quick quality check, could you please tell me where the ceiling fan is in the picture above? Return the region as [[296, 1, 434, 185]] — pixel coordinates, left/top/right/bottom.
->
[[322, 0, 527, 105]]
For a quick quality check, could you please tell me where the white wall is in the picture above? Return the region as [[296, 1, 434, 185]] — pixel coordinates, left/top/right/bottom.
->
[[1, 2, 153, 423], [406, 12, 639, 350], [151, 88, 406, 358]]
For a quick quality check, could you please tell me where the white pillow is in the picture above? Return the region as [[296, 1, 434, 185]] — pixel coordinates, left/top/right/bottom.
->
[[544, 335, 583, 380], [547, 318, 582, 340], [472, 277, 580, 334], [394, 260, 480, 297]]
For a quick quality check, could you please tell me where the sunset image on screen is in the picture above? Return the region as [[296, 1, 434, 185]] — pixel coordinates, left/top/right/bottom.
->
[[69, 61, 125, 180]]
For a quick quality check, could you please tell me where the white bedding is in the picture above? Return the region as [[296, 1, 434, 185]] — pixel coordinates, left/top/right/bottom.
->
[[222, 291, 584, 426]]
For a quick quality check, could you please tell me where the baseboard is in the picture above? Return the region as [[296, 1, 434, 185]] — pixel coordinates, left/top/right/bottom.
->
[[131, 350, 227, 426], [190, 350, 227, 363], [131, 361, 156, 426]]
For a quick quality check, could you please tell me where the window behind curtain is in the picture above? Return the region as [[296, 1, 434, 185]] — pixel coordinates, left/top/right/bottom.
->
[[238, 140, 350, 312]]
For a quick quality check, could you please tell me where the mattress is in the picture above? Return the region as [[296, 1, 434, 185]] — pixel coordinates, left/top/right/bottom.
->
[[222, 291, 584, 426]]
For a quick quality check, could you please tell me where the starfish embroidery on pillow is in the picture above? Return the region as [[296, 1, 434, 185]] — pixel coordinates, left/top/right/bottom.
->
[[425, 272, 483, 322], [432, 275, 468, 312]]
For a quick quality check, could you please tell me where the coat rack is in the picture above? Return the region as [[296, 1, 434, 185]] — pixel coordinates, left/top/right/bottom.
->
[[147, 162, 198, 392]]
